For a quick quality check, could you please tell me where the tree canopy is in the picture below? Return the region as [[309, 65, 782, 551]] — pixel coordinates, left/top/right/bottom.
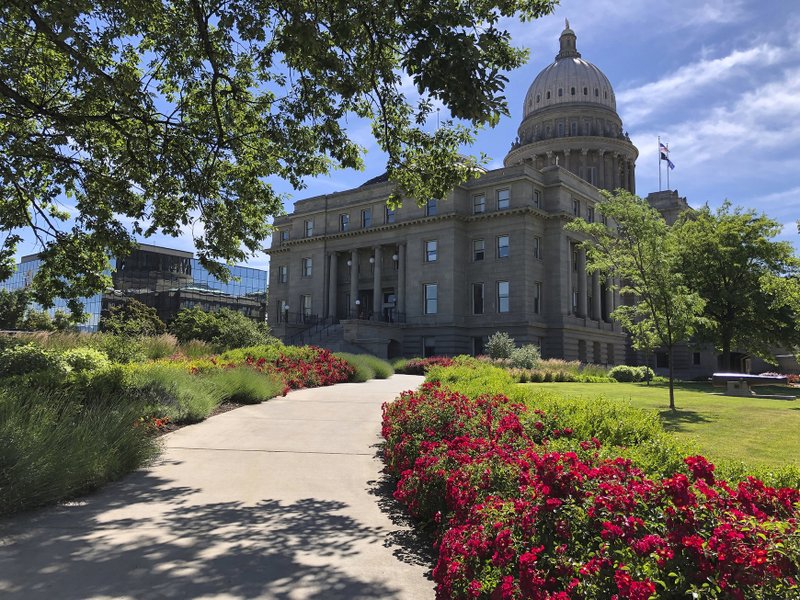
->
[[568, 190, 708, 410], [674, 202, 800, 369], [0, 0, 557, 306]]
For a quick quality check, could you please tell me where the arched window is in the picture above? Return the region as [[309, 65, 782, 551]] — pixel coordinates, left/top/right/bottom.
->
[[558, 88, 563, 97], [546, 91, 551, 99], [570, 87, 575, 95], [583, 87, 588, 95], [594, 88, 599, 97], [536, 94, 540, 103], [604, 90, 608, 99]]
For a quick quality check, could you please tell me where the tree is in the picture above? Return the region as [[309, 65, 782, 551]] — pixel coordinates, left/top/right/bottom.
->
[[52, 308, 88, 331], [0, 288, 29, 329], [0, 0, 557, 308], [567, 190, 707, 410], [100, 298, 166, 336], [674, 202, 800, 370]]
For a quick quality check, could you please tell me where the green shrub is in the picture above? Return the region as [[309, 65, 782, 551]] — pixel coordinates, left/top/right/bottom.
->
[[425, 361, 515, 398], [335, 352, 376, 382], [485, 331, 515, 359], [0, 343, 70, 377], [219, 342, 290, 364], [0, 387, 159, 517], [636, 365, 655, 381], [509, 344, 541, 369], [62, 347, 111, 373], [208, 367, 283, 404], [608, 364, 639, 382], [580, 363, 610, 377], [95, 334, 146, 363]]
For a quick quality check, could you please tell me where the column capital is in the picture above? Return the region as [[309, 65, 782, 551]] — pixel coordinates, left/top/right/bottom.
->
[[564, 148, 571, 156], [580, 148, 588, 156]]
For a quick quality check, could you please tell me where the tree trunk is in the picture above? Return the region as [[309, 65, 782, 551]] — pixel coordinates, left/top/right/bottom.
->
[[668, 345, 676, 411], [721, 336, 732, 372]]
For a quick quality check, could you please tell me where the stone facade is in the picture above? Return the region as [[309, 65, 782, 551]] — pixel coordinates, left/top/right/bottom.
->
[[267, 23, 643, 360]]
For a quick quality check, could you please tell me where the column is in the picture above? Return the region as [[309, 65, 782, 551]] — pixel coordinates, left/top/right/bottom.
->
[[372, 245, 382, 320], [580, 148, 588, 181], [563, 148, 571, 173], [630, 160, 636, 194], [598, 151, 606, 189], [592, 271, 602, 320], [577, 248, 587, 317], [328, 252, 338, 319], [613, 154, 621, 189], [396, 243, 406, 317], [349, 249, 358, 318], [613, 276, 622, 316], [605, 276, 614, 322]]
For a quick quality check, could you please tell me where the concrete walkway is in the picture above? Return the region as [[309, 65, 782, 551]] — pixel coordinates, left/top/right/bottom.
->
[[0, 374, 433, 600]]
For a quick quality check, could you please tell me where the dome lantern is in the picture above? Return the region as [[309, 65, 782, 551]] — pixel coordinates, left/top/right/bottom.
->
[[557, 19, 580, 59]]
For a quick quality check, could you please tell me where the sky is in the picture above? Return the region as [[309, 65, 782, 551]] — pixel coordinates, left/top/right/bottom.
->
[[14, 0, 800, 272]]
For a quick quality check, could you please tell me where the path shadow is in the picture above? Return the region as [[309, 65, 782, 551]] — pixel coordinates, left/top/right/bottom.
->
[[367, 444, 435, 578], [0, 468, 406, 600]]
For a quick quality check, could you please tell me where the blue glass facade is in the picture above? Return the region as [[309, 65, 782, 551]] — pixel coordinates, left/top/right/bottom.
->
[[2, 245, 268, 331]]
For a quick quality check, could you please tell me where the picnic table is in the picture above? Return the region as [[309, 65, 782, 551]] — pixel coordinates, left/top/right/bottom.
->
[[711, 372, 790, 398]]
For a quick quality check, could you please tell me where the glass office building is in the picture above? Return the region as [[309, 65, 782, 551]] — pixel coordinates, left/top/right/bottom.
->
[[2, 244, 268, 331]]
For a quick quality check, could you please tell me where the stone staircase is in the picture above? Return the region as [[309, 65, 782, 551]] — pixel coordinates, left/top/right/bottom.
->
[[286, 322, 372, 354]]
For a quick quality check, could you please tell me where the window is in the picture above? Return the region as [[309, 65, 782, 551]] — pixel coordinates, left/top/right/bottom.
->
[[572, 198, 580, 216], [583, 86, 588, 95], [301, 294, 312, 319], [607, 343, 615, 364], [571, 86, 575, 95], [425, 240, 438, 262], [533, 236, 541, 259], [558, 88, 563, 97], [594, 88, 599, 97], [572, 290, 579, 313], [657, 352, 669, 368], [279, 230, 289, 243], [570, 121, 577, 136], [546, 91, 551, 99], [473, 336, 485, 356], [693, 352, 701, 366], [361, 208, 372, 228], [533, 189, 542, 208], [497, 189, 510, 210], [304, 220, 313, 238], [423, 337, 436, 358], [473, 239, 485, 261], [424, 283, 438, 314], [558, 122, 564, 137], [573, 249, 579, 271], [601, 214, 608, 226], [587, 207, 595, 223], [534, 281, 542, 314], [385, 206, 396, 224], [497, 235, 509, 258], [472, 283, 484, 315], [497, 281, 510, 313], [581, 166, 597, 186], [340, 213, 350, 232], [278, 265, 288, 283], [301, 257, 312, 277], [426, 199, 438, 216], [535, 94, 540, 103], [594, 341, 602, 364], [578, 340, 587, 363], [473, 194, 486, 214]]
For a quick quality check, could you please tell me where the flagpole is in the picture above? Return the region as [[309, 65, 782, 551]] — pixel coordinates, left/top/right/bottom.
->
[[666, 142, 670, 190], [658, 136, 662, 191]]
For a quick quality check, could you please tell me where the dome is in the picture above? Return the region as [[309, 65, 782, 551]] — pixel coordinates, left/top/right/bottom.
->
[[523, 22, 616, 117]]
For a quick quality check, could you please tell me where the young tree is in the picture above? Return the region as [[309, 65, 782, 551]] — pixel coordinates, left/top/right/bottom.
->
[[0, 0, 557, 308], [0, 288, 29, 329], [100, 298, 166, 336], [20, 308, 55, 331], [567, 190, 707, 410], [675, 202, 800, 370]]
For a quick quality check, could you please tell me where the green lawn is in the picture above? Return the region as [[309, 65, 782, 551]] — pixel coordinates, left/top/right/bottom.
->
[[527, 382, 800, 470]]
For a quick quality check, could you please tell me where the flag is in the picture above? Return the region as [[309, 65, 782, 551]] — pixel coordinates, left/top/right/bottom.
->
[[659, 142, 675, 169]]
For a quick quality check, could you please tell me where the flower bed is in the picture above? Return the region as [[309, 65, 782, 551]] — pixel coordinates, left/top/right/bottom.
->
[[395, 356, 455, 375], [382, 382, 800, 599]]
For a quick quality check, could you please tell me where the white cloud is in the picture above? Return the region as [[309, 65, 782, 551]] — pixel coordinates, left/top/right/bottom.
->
[[618, 42, 789, 126]]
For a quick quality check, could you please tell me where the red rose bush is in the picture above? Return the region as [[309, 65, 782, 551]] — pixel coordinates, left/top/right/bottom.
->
[[382, 382, 800, 599]]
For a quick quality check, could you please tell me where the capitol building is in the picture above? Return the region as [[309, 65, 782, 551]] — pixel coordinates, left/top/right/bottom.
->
[[267, 22, 696, 367]]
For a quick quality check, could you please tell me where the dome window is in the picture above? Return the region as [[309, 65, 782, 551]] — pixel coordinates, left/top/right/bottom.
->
[[570, 122, 577, 136], [604, 90, 608, 99], [536, 94, 540, 103], [594, 88, 598, 97], [583, 87, 588, 95], [558, 122, 564, 136], [570, 87, 575, 95], [546, 91, 551, 100], [558, 88, 563, 97]]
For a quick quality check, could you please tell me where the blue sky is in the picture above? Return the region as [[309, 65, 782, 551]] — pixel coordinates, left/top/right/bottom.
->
[[14, 0, 800, 271]]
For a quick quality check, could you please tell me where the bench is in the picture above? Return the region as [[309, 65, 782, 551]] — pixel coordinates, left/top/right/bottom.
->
[[711, 372, 793, 399]]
